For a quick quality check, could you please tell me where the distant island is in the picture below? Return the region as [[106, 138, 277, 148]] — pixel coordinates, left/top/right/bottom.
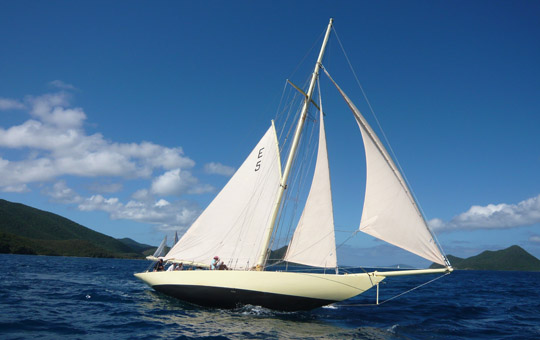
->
[[0, 199, 156, 258], [2, 198, 540, 271], [430, 245, 540, 271]]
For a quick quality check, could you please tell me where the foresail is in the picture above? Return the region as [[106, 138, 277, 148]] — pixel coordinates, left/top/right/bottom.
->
[[153, 236, 167, 257], [284, 110, 337, 268], [324, 68, 447, 266], [165, 124, 282, 269]]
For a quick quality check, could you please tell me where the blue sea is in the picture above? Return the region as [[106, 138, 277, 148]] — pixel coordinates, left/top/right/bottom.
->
[[1, 254, 538, 339]]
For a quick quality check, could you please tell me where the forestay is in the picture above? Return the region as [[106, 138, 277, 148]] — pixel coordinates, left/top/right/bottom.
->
[[323, 68, 447, 266], [284, 110, 337, 268], [165, 124, 282, 269]]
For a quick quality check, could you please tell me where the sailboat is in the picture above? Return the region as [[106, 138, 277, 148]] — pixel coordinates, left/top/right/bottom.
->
[[134, 19, 452, 311]]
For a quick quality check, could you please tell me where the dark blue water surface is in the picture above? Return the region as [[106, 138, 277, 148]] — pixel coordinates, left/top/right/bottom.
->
[[1, 254, 538, 339]]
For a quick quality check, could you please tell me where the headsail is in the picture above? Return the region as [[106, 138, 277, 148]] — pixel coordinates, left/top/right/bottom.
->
[[153, 235, 167, 258], [165, 124, 282, 269], [284, 110, 337, 268], [323, 68, 447, 266]]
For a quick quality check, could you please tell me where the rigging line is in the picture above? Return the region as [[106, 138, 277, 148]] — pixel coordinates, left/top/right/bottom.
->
[[275, 111, 318, 250], [332, 29, 448, 261], [274, 80, 290, 134], [287, 28, 326, 81], [271, 101, 319, 254], [277, 79, 309, 160], [336, 272, 451, 307], [335, 230, 360, 250]]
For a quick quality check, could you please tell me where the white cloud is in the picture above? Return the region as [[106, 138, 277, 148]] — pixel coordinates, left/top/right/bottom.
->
[[530, 235, 540, 243], [79, 194, 121, 213], [77, 192, 200, 231], [41, 170, 210, 231], [2, 88, 215, 233], [27, 93, 83, 128], [1, 183, 29, 193], [0, 91, 196, 190], [48, 80, 77, 91], [43, 180, 82, 204], [155, 199, 170, 207], [0, 98, 25, 110], [204, 162, 235, 176], [151, 168, 214, 196], [429, 194, 540, 232]]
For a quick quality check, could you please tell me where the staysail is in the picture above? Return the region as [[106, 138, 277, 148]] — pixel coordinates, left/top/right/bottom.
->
[[323, 68, 447, 266], [284, 110, 337, 268], [165, 124, 282, 269]]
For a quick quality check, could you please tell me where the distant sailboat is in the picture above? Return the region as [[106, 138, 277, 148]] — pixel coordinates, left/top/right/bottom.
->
[[135, 19, 452, 311], [152, 235, 167, 258]]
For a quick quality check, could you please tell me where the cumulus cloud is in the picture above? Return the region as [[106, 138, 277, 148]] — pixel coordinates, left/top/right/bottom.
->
[[151, 168, 214, 196], [0, 90, 195, 191], [0, 98, 25, 110], [429, 194, 540, 232], [43, 180, 82, 204], [204, 162, 235, 176], [77, 192, 200, 231], [1, 86, 217, 233]]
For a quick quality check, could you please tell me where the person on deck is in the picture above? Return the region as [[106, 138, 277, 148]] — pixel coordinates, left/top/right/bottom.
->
[[211, 256, 219, 270], [154, 258, 164, 271]]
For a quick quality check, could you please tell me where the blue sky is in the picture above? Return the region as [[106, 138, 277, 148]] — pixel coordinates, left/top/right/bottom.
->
[[1, 1, 539, 267]]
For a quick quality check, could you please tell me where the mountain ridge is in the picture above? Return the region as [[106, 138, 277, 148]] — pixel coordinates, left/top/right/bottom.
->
[[431, 245, 540, 271], [0, 199, 155, 258]]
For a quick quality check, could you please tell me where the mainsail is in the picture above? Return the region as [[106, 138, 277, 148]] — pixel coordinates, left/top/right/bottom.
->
[[323, 68, 447, 266], [284, 110, 337, 268], [165, 124, 282, 269]]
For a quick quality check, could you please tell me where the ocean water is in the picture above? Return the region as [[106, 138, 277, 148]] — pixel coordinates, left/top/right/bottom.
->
[[1, 254, 538, 340]]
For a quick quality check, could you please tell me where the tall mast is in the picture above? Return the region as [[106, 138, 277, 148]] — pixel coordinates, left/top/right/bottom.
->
[[255, 18, 334, 269]]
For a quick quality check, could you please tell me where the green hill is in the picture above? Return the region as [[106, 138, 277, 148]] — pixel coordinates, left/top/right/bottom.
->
[[0, 199, 153, 258], [431, 245, 540, 271], [117, 237, 156, 254]]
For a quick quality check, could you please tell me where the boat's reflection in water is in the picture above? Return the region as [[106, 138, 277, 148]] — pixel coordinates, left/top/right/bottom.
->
[[136, 289, 398, 340]]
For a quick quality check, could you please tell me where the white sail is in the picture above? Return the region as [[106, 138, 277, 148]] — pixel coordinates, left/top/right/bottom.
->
[[284, 110, 337, 268], [324, 69, 447, 266], [153, 235, 167, 258], [165, 124, 282, 269]]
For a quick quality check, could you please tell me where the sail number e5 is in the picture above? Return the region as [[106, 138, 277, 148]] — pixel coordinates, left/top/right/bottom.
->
[[254, 147, 264, 171]]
